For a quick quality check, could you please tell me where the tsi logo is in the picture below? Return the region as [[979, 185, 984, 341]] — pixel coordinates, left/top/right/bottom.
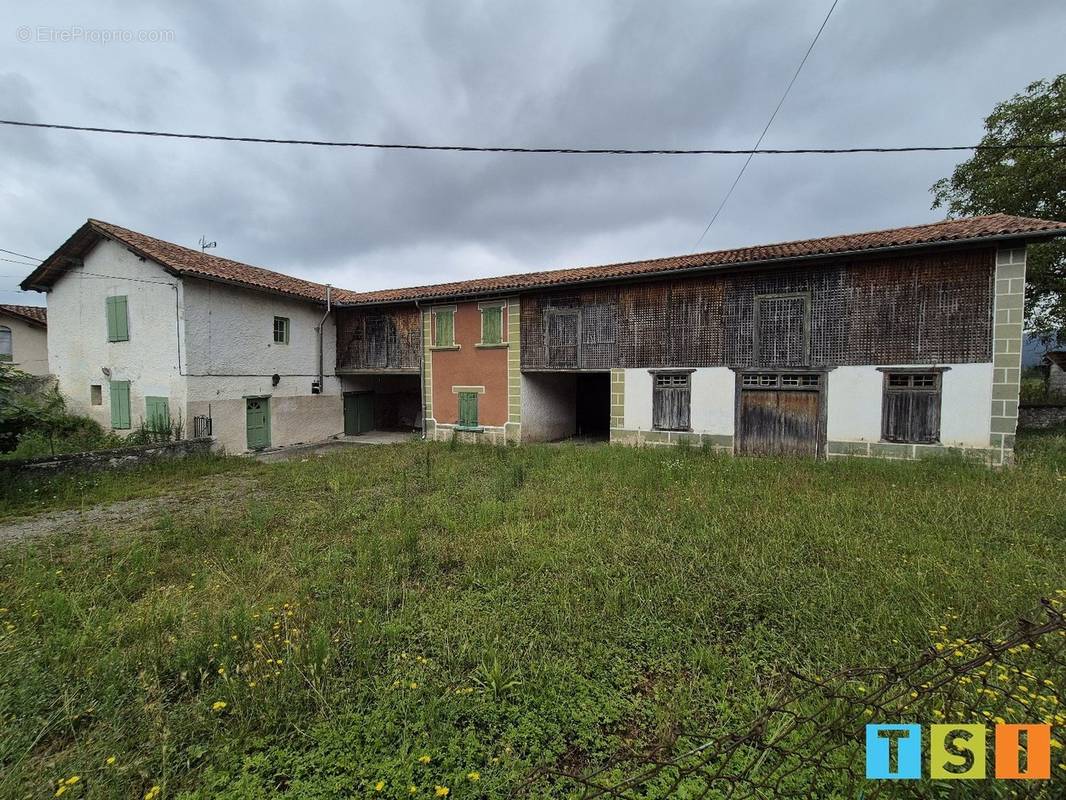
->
[[865, 723, 1053, 780]]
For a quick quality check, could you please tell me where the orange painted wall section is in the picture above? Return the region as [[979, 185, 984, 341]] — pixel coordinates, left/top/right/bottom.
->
[[431, 302, 510, 427]]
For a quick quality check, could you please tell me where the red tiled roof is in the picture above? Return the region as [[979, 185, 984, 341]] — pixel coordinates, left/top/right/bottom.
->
[[21, 219, 340, 303], [342, 213, 1066, 304], [0, 304, 47, 326], [20, 213, 1066, 306]]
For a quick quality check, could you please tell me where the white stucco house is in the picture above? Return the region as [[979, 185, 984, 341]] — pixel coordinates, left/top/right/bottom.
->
[[20, 219, 349, 452], [0, 304, 49, 376]]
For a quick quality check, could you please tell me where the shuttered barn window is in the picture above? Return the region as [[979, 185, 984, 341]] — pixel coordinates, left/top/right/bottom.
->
[[652, 371, 692, 431], [753, 293, 809, 366], [481, 305, 503, 344], [546, 310, 580, 368], [881, 371, 942, 444], [457, 391, 479, 428]]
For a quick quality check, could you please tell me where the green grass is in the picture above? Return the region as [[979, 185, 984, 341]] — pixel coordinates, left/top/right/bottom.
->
[[0, 455, 256, 521], [1, 434, 1065, 799]]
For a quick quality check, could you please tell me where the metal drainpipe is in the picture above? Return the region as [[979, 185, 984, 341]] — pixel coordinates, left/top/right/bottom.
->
[[416, 299, 426, 440], [317, 285, 332, 392]]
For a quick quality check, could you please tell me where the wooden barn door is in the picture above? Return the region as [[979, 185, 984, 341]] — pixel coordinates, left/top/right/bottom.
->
[[735, 372, 825, 457]]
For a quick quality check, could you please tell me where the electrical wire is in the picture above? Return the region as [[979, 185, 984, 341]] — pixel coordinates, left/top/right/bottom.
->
[[0, 118, 1061, 156], [0, 246, 42, 261], [694, 0, 840, 248]]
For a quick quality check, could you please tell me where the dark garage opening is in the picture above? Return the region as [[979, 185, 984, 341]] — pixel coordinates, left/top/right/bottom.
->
[[341, 374, 422, 435], [575, 372, 610, 439], [522, 371, 610, 442]]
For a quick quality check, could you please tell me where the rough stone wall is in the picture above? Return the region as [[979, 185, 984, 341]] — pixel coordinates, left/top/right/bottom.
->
[[0, 437, 214, 476]]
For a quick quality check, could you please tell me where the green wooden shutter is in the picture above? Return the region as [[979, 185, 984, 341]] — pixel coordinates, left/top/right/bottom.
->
[[435, 310, 454, 347], [106, 296, 129, 342], [482, 306, 502, 344], [458, 392, 478, 428], [110, 381, 131, 429], [145, 396, 169, 431]]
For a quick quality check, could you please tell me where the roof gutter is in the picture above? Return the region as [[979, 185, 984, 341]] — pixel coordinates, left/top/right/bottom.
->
[[332, 228, 1063, 308]]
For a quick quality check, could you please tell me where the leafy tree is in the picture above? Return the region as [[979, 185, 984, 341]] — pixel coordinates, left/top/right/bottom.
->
[[931, 75, 1066, 343]]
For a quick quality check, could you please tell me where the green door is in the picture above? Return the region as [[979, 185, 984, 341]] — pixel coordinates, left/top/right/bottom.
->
[[343, 392, 374, 435], [246, 397, 271, 450]]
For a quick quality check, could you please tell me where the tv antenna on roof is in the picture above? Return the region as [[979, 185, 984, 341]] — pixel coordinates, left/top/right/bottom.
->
[[199, 235, 217, 253]]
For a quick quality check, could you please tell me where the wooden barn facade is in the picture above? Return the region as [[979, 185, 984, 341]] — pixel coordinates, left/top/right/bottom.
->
[[333, 214, 1066, 464]]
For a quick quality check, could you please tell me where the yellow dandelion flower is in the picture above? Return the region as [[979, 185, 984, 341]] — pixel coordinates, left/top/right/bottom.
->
[[418, 755, 431, 764], [410, 786, 419, 794], [375, 780, 385, 791], [145, 787, 161, 800], [55, 787, 67, 797], [409, 682, 419, 689], [65, 776, 80, 785], [106, 756, 116, 766], [434, 786, 449, 797], [212, 701, 227, 711], [467, 771, 480, 781]]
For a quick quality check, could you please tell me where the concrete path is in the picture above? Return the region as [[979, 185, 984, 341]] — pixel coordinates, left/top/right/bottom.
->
[[251, 431, 417, 462]]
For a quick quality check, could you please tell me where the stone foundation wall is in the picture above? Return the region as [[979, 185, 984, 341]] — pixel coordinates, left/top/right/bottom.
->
[[0, 437, 215, 476], [1018, 404, 1066, 430]]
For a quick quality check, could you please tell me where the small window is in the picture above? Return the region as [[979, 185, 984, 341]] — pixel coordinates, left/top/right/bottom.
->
[[480, 305, 503, 345], [652, 371, 691, 431], [106, 295, 129, 342], [273, 316, 290, 344], [457, 391, 478, 428], [434, 309, 455, 347], [882, 371, 943, 444], [90, 385, 102, 405], [0, 325, 10, 362]]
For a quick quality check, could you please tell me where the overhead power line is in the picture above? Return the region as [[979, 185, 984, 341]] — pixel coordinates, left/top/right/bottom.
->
[[0, 256, 40, 267], [0, 118, 1063, 156], [0, 246, 42, 261], [694, 0, 840, 248]]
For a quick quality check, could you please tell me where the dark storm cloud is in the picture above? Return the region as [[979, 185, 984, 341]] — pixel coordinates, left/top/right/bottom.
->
[[2, 0, 1064, 306]]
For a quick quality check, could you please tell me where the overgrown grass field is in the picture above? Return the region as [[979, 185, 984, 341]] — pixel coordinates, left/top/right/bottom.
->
[[1, 434, 1065, 798]]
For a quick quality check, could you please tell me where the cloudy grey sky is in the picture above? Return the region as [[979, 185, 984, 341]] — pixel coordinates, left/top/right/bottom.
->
[[2, 0, 1065, 307]]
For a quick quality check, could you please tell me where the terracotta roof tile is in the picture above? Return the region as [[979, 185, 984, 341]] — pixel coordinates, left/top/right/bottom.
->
[[22, 220, 339, 303], [0, 304, 47, 325], [342, 213, 1066, 304], [21, 213, 1066, 306]]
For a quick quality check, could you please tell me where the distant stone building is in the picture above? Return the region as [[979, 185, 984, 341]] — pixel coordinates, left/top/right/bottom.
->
[[1043, 351, 1066, 398]]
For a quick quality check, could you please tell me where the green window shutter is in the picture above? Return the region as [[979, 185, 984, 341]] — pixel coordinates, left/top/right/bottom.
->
[[482, 306, 502, 344], [106, 296, 129, 342], [435, 310, 454, 346], [145, 396, 169, 431], [458, 392, 478, 428], [110, 381, 131, 429]]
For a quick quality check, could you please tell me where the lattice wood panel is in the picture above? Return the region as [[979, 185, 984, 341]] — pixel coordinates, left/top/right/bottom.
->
[[521, 247, 995, 370], [336, 305, 422, 371]]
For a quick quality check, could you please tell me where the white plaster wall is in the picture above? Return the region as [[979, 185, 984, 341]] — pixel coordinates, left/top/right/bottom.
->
[[521, 372, 577, 442], [0, 312, 49, 375], [44, 239, 186, 433], [622, 367, 734, 434], [181, 279, 344, 451], [826, 363, 993, 447], [182, 278, 339, 388]]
